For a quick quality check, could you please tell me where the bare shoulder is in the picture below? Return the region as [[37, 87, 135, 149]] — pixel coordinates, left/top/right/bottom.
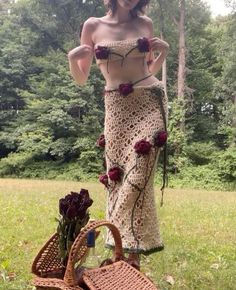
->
[[82, 17, 100, 32], [81, 17, 101, 44], [83, 17, 112, 41], [139, 15, 153, 23], [138, 15, 153, 27], [137, 15, 154, 37]]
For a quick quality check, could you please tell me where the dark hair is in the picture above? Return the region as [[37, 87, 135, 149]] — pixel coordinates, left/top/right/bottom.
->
[[104, 0, 150, 17]]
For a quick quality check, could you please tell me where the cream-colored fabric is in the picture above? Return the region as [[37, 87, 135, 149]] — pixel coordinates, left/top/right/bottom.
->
[[104, 80, 164, 91], [104, 82, 167, 254], [95, 38, 151, 65]]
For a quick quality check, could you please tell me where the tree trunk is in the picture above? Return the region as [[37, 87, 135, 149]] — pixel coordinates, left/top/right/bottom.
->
[[177, 0, 186, 131], [157, 0, 167, 96], [160, 31, 167, 95]]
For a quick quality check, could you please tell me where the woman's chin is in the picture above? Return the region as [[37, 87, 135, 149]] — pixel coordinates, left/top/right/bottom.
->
[[119, 0, 137, 10]]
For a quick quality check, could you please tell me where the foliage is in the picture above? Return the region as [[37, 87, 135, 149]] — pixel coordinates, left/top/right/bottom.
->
[[168, 165, 228, 191], [0, 0, 235, 190], [0, 151, 34, 176], [184, 141, 218, 165], [215, 147, 236, 182]]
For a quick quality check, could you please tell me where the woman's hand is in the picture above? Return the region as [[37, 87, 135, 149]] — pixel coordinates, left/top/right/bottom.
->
[[147, 37, 169, 75], [149, 37, 169, 54], [67, 44, 93, 61]]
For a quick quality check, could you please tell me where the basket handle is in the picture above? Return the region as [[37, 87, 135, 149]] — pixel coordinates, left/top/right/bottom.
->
[[64, 220, 123, 287]]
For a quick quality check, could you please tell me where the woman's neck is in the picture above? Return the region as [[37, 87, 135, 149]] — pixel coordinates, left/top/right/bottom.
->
[[110, 8, 133, 24]]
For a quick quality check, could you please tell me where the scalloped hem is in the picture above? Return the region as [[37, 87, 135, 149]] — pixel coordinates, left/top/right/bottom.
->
[[105, 243, 164, 256], [104, 80, 164, 92]]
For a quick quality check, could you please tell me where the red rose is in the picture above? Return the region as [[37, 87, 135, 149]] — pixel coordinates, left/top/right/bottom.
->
[[154, 131, 168, 147], [108, 167, 122, 182], [137, 37, 150, 53], [59, 190, 93, 220], [95, 46, 109, 59], [96, 134, 105, 148], [99, 174, 109, 187], [119, 83, 134, 96], [134, 139, 152, 155]]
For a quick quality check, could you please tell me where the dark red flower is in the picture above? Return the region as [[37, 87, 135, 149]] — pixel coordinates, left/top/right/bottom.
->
[[134, 139, 152, 155], [95, 46, 109, 59], [66, 204, 78, 219], [79, 188, 89, 196], [59, 198, 68, 216], [77, 189, 93, 219], [96, 134, 105, 148], [137, 37, 150, 53], [59, 190, 93, 220], [119, 83, 134, 96], [108, 166, 122, 182], [99, 174, 109, 187], [154, 131, 168, 147]]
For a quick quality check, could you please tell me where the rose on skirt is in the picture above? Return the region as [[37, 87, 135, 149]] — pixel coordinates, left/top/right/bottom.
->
[[154, 131, 168, 147], [95, 46, 109, 59], [137, 37, 150, 53], [108, 166, 122, 182], [99, 174, 109, 187], [134, 139, 152, 155], [119, 83, 134, 96], [97, 134, 105, 148]]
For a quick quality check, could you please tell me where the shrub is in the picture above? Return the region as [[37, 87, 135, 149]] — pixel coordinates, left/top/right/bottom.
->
[[185, 141, 219, 165], [214, 147, 236, 182], [165, 164, 235, 191], [0, 152, 33, 176]]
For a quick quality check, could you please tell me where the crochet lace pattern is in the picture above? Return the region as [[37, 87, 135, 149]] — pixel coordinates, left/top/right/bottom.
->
[[95, 37, 152, 73], [95, 37, 168, 253], [102, 83, 168, 254]]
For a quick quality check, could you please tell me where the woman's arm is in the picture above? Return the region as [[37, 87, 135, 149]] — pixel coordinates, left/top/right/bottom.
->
[[146, 19, 169, 75], [68, 19, 95, 85]]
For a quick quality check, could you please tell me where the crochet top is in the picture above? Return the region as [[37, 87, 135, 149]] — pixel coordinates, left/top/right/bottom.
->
[[94, 37, 152, 68]]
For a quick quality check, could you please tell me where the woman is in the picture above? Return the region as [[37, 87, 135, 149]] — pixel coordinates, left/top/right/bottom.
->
[[68, 0, 169, 269]]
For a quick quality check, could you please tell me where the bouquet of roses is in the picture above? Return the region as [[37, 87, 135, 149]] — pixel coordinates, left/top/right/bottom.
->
[[56, 189, 93, 266]]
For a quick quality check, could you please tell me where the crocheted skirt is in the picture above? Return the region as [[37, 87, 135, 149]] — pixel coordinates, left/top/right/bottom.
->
[[103, 82, 167, 255]]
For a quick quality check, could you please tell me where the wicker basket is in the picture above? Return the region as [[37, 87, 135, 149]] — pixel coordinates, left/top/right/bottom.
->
[[32, 233, 65, 279], [32, 220, 159, 290], [83, 260, 158, 290]]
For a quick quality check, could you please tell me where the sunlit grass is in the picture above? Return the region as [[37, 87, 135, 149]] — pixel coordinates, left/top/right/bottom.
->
[[0, 178, 235, 290]]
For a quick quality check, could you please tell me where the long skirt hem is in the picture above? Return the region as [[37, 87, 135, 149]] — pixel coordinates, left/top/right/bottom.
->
[[105, 243, 165, 255]]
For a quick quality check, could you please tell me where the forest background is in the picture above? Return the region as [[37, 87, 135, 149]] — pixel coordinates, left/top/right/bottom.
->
[[0, 0, 235, 191]]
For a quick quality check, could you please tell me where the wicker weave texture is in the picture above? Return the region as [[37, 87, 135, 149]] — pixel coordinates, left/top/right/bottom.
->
[[32, 233, 64, 277], [83, 260, 158, 290], [33, 277, 83, 290], [32, 220, 159, 290], [32, 221, 123, 289], [64, 220, 123, 287]]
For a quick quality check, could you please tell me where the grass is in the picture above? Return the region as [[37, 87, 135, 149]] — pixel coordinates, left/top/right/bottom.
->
[[0, 178, 235, 290]]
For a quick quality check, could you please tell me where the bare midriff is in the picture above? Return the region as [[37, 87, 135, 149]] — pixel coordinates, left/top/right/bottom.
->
[[98, 56, 159, 90]]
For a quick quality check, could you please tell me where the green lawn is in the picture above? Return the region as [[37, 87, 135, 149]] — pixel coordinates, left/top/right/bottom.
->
[[0, 178, 236, 290]]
